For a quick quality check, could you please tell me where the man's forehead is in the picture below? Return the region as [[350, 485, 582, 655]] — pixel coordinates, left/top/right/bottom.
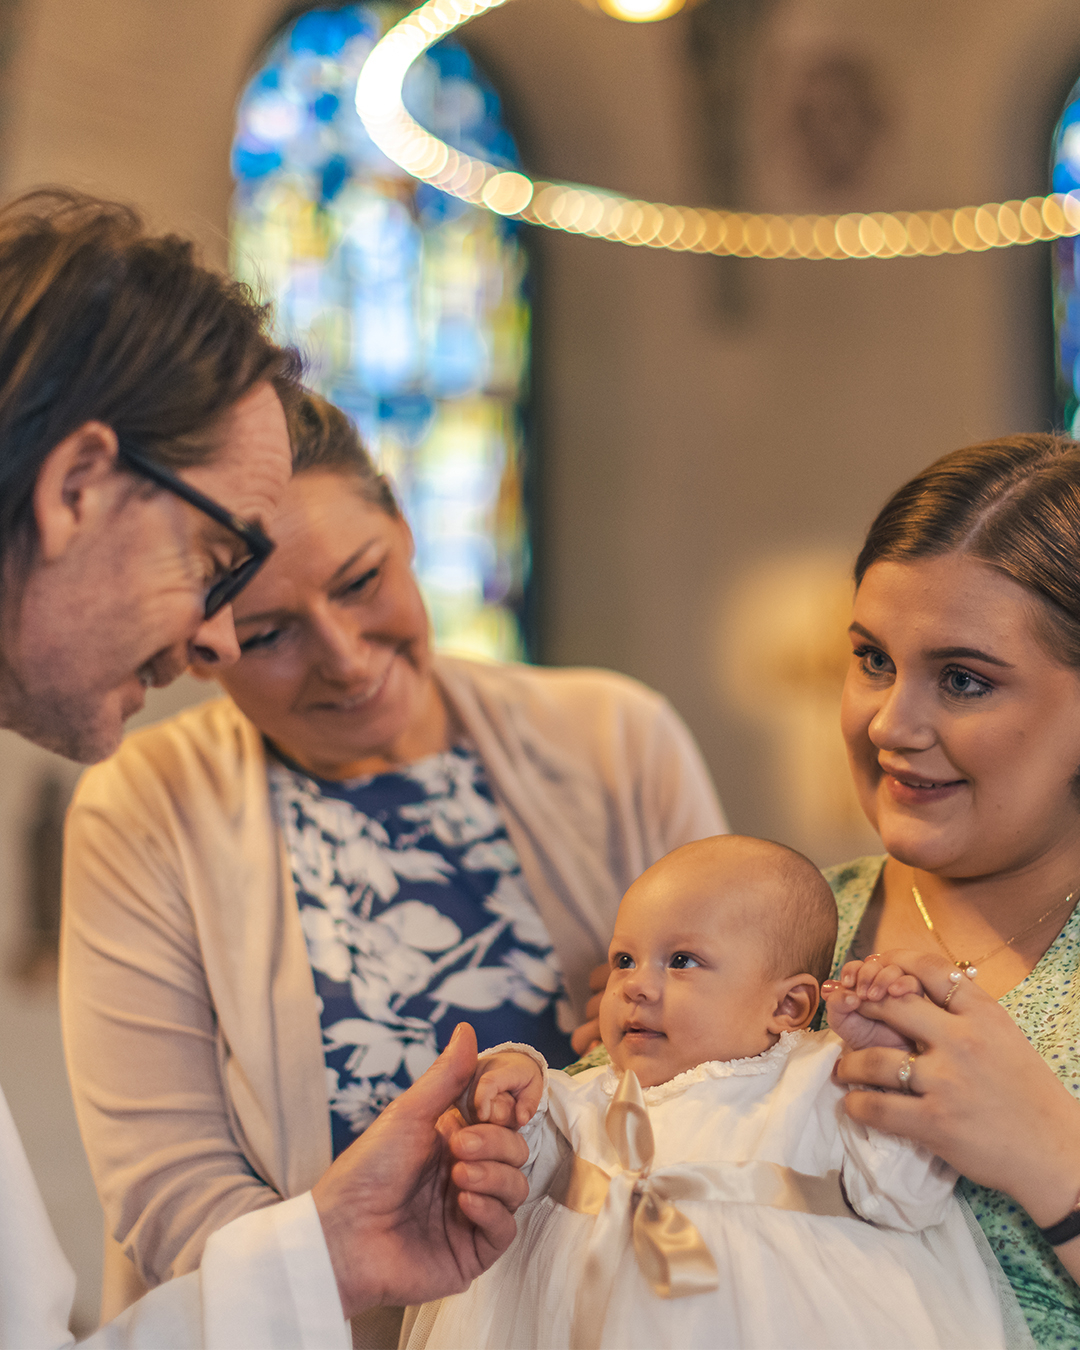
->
[[182, 385, 292, 526]]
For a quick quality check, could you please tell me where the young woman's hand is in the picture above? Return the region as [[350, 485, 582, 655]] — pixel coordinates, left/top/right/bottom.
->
[[822, 956, 924, 1051], [469, 1051, 544, 1127], [832, 949, 1080, 1257]]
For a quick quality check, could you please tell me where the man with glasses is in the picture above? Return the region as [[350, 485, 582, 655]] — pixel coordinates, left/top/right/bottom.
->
[[0, 190, 527, 1348]]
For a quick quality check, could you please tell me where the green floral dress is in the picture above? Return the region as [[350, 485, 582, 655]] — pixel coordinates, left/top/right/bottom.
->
[[829, 856, 1080, 1349]]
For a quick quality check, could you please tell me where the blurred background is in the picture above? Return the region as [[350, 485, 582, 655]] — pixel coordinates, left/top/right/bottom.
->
[[2, 0, 1080, 1330]]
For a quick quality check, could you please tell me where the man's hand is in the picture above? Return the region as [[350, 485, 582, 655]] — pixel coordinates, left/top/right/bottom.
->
[[569, 962, 610, 1056], [311, 1023, 530, 1318]]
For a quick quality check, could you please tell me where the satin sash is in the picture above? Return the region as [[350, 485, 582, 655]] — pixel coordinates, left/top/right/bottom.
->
[[552, 1070, 856, 1350]]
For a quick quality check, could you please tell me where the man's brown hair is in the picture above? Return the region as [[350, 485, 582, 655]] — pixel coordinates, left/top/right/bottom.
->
[[0, 188, 300, 562]]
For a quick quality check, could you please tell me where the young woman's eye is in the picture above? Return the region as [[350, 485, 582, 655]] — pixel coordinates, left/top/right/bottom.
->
[[941, 666, 992, 698], [238, 628, 283, 654], [613, 953, 635, 970], [669, 953, 700, 969], [853, 644, 893, 678]]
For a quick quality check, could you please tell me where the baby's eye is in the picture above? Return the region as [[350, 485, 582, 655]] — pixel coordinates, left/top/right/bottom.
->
[[669, 953, 700, 969], [612, 952, 635, 969]]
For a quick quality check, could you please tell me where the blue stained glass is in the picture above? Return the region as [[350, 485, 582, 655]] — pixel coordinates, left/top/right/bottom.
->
[[231, 6, 530, 661], [1052, 83, 1080, 432]]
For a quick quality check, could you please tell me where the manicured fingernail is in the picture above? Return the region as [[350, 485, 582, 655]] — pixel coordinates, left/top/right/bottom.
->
[[459, 1133, 481, 1154], [821, 981, 838, 993]]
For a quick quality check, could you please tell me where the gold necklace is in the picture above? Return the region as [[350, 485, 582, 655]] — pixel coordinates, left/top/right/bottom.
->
[[910, 882, 1076, 971]]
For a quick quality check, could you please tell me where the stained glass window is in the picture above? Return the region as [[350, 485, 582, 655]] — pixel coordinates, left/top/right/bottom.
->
[[1052, 82, 1080, 433], [231, 6, 531, 660]]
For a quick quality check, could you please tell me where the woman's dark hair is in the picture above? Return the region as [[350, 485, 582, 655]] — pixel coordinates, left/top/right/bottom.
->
[[287, 390, 399, 517], [0, 187, 301, 563], [855, 433, 1080, 666]]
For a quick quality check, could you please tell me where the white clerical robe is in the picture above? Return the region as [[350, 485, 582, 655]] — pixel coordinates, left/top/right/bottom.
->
[[0, 1085, 350, 1349]]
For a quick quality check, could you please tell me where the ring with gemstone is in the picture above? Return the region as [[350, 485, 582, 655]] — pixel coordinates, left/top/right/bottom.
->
[[897, 1052, 917, 1093]]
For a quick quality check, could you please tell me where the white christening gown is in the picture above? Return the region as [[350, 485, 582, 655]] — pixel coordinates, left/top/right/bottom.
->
[[408, 1030, 1029, 1350]]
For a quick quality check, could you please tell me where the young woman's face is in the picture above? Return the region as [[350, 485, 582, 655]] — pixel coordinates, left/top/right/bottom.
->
[[841, 552, 1080, 881], [203, 470, 434, 778]]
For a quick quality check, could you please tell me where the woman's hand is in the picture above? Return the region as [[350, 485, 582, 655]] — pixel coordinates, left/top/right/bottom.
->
[[833, 950, 1080, 1232], [570, 962, 610, 1056]]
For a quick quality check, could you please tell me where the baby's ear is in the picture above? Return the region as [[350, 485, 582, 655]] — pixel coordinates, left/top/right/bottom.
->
[[767, 974, 820, 1034]]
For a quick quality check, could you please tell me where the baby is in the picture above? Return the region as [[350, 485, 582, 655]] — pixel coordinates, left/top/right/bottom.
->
[[405, 836, 1021, 1350]]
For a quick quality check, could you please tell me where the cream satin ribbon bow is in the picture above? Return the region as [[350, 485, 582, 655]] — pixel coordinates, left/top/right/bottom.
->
[[553, 1069, 855, 1350]]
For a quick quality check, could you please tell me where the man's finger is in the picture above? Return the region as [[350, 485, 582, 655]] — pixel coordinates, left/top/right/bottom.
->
[[451, 1157, 530, 1211], [456, 1190, 520, 1267], [451, 1121, 529, 1168], [588, 963, 609, 993], [399, 1022, 479, 1124]]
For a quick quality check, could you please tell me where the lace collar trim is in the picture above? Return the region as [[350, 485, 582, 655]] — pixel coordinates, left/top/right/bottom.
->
[[600, 1030, 809, 1104]]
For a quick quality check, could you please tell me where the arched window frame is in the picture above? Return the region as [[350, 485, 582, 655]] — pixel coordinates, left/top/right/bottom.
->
[[230, 5, 533, 661], [1051, 81, 1080, 433]]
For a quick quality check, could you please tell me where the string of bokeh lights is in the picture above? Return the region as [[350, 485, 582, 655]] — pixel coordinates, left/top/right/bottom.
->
[[357, 0, 1080, 259]]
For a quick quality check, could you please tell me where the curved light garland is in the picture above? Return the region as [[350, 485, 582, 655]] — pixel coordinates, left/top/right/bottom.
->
[[357, 0, 1080, 259]]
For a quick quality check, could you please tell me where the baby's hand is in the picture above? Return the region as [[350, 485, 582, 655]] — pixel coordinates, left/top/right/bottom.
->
[[823, 958, 924, 1051], [468, 1051, 544, 1128]]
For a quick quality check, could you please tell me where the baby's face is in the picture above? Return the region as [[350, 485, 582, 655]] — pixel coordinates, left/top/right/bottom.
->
[[599, 860, 789, 1089]]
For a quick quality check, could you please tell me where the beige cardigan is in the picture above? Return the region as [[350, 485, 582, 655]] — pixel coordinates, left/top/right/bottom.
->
[[60, 656, 726, 1305]]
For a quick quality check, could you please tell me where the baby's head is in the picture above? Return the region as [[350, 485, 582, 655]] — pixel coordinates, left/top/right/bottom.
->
[[599, 835, 838, 1087]]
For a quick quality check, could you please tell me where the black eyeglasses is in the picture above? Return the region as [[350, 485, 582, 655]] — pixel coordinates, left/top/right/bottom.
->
[[117, 442, 275, 619]]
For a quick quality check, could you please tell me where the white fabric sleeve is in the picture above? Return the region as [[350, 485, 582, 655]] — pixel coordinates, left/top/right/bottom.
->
[[0, 1087, 78, 1350], [839, 1109, 959, 1232], [0, 1083, 346, 1350], [82, 1193, 350, 1350]]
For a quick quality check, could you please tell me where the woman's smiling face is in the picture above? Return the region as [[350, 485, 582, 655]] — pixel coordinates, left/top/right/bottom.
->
[[201, 470, 436, 778], [841, 551, 1080, 880]]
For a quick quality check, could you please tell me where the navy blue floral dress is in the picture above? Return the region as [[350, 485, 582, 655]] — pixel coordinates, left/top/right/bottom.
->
[[270, 745, 575, 1158]]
